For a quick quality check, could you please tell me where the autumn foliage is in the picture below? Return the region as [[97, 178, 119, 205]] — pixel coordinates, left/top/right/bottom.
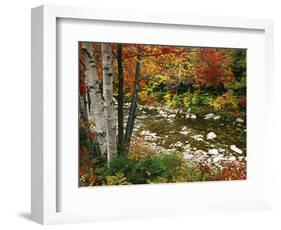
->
[[79, 42, 247, 186]]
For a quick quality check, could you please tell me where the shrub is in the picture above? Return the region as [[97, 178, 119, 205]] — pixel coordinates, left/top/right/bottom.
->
[[211, 89, 238, 111], [102, 172, 131, 186], [128, 137, 160, 160], [191, 92, 215, 107], [108, 155, 166, 184], [163, 93, 173, 106], [207, 161, 247, 181], [183, 92, 193, 107], [107, 151, 205, 184]]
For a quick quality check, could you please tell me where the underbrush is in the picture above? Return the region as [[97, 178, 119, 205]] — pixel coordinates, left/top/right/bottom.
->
[[80, 143, 246, 186]]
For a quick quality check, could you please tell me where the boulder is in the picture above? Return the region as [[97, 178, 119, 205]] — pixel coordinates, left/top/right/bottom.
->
[[238, 156, 245, 161], [140, 130, 150, 136], [213, 154, 225, 162], [208, 149, 219, 155], [190, 114, 197, 119], [213, 157, 221, 163], [230, 145, 243, 154], [218, 148, 225, 153], [168, 114, 176, 118], [192, 134, 204, 141], [183, 153, 193, 160], [229, 156, 236, 161], [204, 113, 215, 120], [194, 150, 207, 156], [159, 110, 167, 117], [213, 115, 221, 120], [174, 141, 184, 148], [180, 130, 190, 136], [236, 118, 244, 123], [207, 132, 217, 140]]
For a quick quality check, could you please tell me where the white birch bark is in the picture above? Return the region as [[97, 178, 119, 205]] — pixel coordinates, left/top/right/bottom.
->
[[101, 43, 117, 165], [81, 42, 107, 155]]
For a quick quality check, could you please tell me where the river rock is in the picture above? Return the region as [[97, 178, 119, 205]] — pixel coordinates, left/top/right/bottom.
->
[[229, 156, 236, 161], [183, 153, 194, 160], [238, 156, 244, 161], [140, 130, 159, 141], [190, 114, 197, 119], [192, 134, 204, 141], [168, 114, 176, 118], [230, 145, 243, 154], [208, 149, 219, 155], [236, 118, 244, 123], [140, 130, 150, 136], [144, 134, 158, 141], [207, 132, 217, 140], [218, 148, 225, 153], [192, 150, 208, 162], [180, 130, 190, 136], [213, 156, 221, 163], [213, 115, 221, 120], [204, 113, 215, 119], [214, 155, 225, 163], [185, 113, 190, 118], [159, 110, 167, 117], [174, 141, 184, 148], [194, 150, 207, 156]]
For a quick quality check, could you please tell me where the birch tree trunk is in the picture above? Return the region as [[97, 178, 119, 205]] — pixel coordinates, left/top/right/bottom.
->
[[124, 48, 143, 147], [101, 43, 117, 166], [117, 44, 124, 153], [81, 42, 107, 155]]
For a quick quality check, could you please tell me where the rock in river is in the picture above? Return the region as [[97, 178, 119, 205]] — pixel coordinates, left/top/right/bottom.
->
[[190, 114, 197, 119], [204, 113, 215, 119], [218, 148, 225, 153], [192, 134, 204, 141], [180, 130, 190, 136], [230, 145, 243, 154], [194, 150, 207, 156], [213, 156, 223, 163], [229, 156, 236, 161], [207, 132, 217, 140], [174, 141, 184, 148], [168, 114, 176, 118], [213, 115, 221, 120], [236, 118, 244, 123], [208, 149, 219, 155]]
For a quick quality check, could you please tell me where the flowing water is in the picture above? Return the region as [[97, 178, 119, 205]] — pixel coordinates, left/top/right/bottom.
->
[[130, 105, 247, 161]]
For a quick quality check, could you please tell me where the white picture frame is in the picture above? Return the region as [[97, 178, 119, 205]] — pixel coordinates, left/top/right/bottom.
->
[[31, 4, 274, 225]]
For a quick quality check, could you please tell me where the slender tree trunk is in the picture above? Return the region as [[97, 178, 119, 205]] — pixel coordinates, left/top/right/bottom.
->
[[81, 42, 107, 155], [117, 44, 124, 153], [124, 48, 143, 148], [79, 94, 89, 130], [101, 43, 117, 166]]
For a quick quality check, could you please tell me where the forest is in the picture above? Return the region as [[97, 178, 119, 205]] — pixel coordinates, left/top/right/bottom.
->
[[79, 42, 246, 186]]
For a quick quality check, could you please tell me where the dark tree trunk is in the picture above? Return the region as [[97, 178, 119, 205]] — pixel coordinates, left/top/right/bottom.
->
[[124, 48, 143, 148], [117, 44, 124, 153]]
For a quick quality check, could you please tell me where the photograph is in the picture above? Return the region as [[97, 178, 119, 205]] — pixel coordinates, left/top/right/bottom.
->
[[79, 42, 247, 187]]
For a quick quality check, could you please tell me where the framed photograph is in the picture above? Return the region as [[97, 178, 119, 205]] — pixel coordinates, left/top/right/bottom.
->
[[31, 5, 274, 225]]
